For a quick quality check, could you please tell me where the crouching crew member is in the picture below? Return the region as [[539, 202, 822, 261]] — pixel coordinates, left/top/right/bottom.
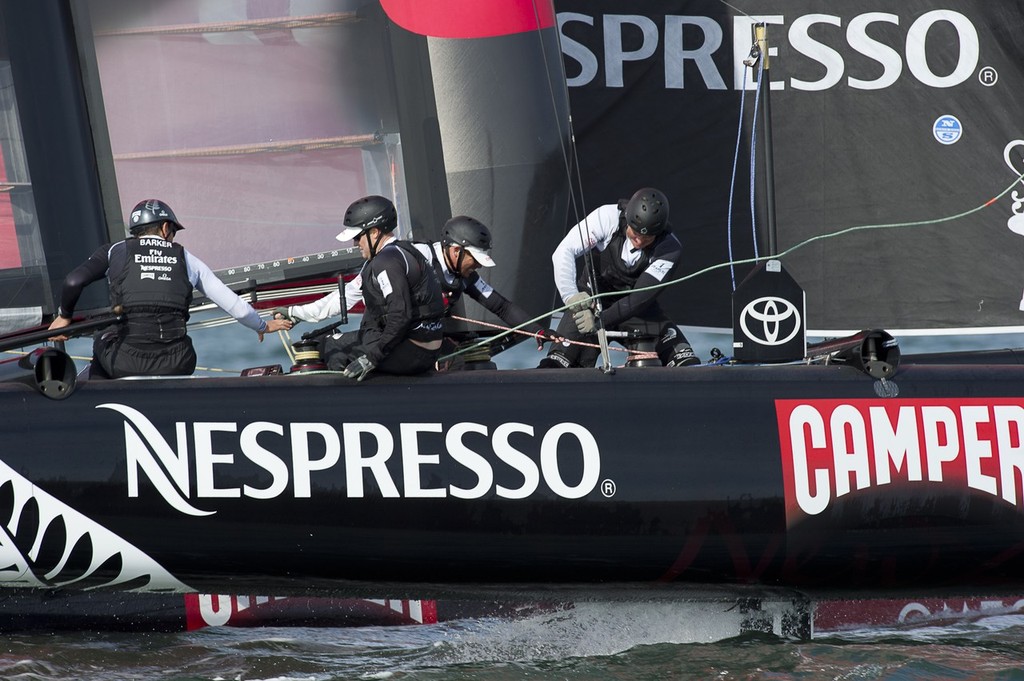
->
[[539, 187, 699, 369], [425, 216, 555, 367], [315, 195, 445, 381], [278, 214, 555, 372]]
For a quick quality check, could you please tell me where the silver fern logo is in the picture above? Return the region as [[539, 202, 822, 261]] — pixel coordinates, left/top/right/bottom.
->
[[0, 457, 189, 591]]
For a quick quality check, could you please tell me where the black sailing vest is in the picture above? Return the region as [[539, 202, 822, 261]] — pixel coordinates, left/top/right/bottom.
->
[[361, 241, 445, 329], [588, 228, 652, 293], [109, 236, 193, 341], [413, 240, 464, 311]]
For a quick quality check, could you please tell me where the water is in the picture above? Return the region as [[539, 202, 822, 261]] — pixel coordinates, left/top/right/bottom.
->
[[5, 606, 1024, 680], [29, 317, 1024, 678]]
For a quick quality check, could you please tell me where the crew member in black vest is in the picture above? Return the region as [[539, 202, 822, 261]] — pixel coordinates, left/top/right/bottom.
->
[[276, 215, 556, 369], [417, 216, 556, 366], [539, 187, 700, 369], [47, 199, 292, 378], [317, 195, 445, 380]]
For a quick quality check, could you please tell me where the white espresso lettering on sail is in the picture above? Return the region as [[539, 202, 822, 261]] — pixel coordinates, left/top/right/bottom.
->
[[558, 9, 981, 92], [96, 404, 603, 514], [776, 399, 1024, 523]]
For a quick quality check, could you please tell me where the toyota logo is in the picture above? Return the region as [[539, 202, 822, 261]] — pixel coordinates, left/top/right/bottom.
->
[[740, 297, 801, 346]]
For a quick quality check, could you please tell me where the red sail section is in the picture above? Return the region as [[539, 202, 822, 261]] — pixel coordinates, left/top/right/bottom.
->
[[380, 0, 554, 38], [0, 147, 19, 269]]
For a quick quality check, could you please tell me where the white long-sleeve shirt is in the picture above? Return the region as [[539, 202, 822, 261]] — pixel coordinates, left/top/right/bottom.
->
[[286, 275, 365, 323], [186, 251, 266, 332], [551, 204, 643, 303], [286, 236, 396, 323]]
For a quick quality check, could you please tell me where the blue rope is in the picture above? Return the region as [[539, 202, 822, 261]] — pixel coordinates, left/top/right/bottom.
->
[[726, 67, 750, 290]]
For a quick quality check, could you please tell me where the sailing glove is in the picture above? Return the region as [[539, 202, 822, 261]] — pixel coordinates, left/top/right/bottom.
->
[[573, 308, 597, 335], [565, 291, 597, 334], [533, 327, 567, 350], [565, 291, 591, 313], [273, 307, 297, 324], [342, 353, 375, 381]]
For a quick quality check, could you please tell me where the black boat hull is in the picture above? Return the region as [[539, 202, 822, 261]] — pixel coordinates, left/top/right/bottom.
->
[[3, 363, 1024, 596]]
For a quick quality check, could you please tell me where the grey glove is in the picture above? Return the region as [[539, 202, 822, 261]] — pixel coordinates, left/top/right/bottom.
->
[[342, 353, 375, 381], [565, 291, 591, 313], [573, 307, 597, 335], [565, 292, 596, 334], [273, 307, 297, 324]]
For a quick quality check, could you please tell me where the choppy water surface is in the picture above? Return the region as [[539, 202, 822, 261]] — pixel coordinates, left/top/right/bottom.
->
[[4, 605, 1024, 680]]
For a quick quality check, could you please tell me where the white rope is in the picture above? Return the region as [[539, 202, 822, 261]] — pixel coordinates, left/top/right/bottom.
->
[[448, 315, 658, 360]]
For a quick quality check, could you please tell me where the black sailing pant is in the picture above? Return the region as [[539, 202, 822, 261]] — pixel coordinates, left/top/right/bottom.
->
[[319, 329, 438, 376], [541, 309, 697, 368], [91, 329, 197, 379]]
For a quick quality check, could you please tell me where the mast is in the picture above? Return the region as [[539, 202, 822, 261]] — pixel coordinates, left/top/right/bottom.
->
[[754, 23, 778, 258]]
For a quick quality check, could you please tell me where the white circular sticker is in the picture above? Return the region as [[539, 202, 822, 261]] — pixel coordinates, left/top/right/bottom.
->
[[933, 115, 963, 145]]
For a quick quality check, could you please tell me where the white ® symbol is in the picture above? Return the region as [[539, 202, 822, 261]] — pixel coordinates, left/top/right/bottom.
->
[[979, 66, 998, 86], [740, 297, 801, 346], [601, 479, 616, 498]]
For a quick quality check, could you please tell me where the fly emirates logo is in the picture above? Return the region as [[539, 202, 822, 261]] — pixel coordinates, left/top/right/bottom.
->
[[97, 404, 602, 516], [777, 399, 1024, 523]]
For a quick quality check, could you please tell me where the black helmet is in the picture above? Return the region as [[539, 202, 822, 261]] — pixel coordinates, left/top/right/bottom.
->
[[442, 215, 495, 267], [129, 199, 183, 234], [336, 195, 398, 242], [624, 188, 669, 236]]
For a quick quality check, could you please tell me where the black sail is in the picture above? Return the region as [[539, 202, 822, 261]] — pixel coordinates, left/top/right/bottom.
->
[[557, 0, 1024, 333]]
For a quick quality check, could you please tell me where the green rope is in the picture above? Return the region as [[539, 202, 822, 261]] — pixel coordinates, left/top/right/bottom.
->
[[439, 172, 1024, 363]]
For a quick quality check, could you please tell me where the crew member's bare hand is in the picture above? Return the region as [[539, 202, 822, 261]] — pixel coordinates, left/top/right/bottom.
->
[[258, 317, 293, 342], [47, 316, 72, 342]]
